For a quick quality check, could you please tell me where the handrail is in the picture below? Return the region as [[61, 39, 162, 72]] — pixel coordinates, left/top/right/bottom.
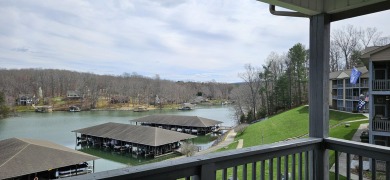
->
[[67, 138, 321, 180], [66, 137, 390, 180], [325, 137, 390, 161]]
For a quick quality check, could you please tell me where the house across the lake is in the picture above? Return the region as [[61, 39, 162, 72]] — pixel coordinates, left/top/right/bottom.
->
[[131, 115, 223, 135], [67, 90, 81, 99], [72, 122, 196, 158], [16, 94, 37, 106]]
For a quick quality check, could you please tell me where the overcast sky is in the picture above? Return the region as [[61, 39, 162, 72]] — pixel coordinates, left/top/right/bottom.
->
[[1, 0, 389, 83]]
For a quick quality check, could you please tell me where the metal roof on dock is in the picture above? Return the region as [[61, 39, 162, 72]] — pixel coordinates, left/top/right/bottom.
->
[[0, 138, 98, 179], [131, 115, 223, 127], [72, 122, 196, 146]]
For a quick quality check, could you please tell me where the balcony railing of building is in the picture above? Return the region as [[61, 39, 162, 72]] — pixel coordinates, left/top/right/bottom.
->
[[361, 83, 369, 88], [346, 83, 360, 88], [373, 80, 390, 91], [345, 96, 359, 100], [332, 95, 337, 99], [68, 137, 390, 180], [373, 119, 390, 132], [345, 83, 369, 88], [332, 84, 338, 89]]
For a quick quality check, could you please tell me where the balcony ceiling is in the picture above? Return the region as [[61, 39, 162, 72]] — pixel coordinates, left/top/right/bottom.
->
[[258, 0, 390, 21]]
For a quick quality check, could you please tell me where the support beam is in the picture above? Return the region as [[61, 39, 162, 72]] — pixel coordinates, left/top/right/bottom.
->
[[309, 13, 330, 180]]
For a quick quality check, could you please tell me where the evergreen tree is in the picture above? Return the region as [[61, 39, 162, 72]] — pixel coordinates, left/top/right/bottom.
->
[[0, 92, 10, 118]]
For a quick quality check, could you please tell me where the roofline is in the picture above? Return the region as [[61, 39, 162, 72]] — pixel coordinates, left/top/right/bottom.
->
[[361, 44, 390, 59]]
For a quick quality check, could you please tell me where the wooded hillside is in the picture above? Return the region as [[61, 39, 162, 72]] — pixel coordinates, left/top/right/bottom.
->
[[0, 69, 234, 109]]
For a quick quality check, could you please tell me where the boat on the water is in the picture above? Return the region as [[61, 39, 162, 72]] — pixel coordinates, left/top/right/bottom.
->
[[133, 106, 148, 112], [34, 106, 53, 113], [178, 103, 194, 110], [69, 105, 81, 112]]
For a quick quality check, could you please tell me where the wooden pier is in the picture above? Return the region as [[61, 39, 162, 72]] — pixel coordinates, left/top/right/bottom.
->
[[131, 115, 223, 135], [73, 122, 196, 158]]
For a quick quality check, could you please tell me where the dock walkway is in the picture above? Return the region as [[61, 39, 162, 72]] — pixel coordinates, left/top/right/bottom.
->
[[195, 130, 237, 156]]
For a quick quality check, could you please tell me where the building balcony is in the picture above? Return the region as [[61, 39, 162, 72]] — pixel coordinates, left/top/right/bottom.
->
[[373, 80, 390, 91], [373, 119, 390, 132], [68, 138, 390, 180], [346, 83, 360, 88], [361, 83, 369, 88], [345, 96, 359, 100], [345, 83, 369, 88]]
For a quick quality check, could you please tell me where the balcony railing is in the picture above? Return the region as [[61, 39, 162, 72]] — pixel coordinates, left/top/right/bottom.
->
[[373, 120, 390, 132], [68, 138, 390, 180], [373, 80, 390, 91], [346, 83, 360, 88], [361, 83, 369, 88]]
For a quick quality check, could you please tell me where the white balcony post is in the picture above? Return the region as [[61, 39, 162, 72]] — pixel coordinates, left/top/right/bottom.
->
[[309, 13, 330, 179]]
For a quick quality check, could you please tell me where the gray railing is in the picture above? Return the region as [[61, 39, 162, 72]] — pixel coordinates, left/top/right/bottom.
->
[[373, 120, 390, 132], [346, 83, 360, 88], [373, 80, 390, 90], [325, 138, 390, 180], [67, 137, 390, 180]]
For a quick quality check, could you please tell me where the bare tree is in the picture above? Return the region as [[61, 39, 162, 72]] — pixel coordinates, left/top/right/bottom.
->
[[238, 64, 262, 122], [230, 85, 252, 123], [332, 25, 361, 69], [330, 40, 342, 71], [360, 27, 382, 48], [375, 36, 390, 46], [180, 141, 197, 157]]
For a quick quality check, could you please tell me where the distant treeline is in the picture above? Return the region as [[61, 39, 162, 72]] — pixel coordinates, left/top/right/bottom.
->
[[0, 69, 234, 108]]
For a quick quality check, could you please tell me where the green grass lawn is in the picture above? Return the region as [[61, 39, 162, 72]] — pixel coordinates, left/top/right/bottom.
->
[[234, 106, 365, 148], [214, 105, 367, 179]]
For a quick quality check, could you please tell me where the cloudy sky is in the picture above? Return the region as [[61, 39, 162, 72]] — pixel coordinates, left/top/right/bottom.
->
[[1, 0, 389, 83]]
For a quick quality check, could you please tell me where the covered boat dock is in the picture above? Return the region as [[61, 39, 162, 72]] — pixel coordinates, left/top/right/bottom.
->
[[0, 138, 98, 179], [131, 115, 223, 135], [72, 122, 196, 158]]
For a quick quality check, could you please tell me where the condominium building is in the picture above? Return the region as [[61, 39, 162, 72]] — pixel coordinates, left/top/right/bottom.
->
[[365, 44, 390, 146], [329, 66, 369, 113]]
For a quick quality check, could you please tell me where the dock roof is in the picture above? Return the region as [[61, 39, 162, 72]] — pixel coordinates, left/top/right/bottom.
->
[[131, 115, 223, 127], [0, 138, 98, 179], [72, 122, 196, 147]]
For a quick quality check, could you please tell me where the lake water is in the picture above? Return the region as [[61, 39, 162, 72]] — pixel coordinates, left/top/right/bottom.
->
[[0, 105, 235, 172]]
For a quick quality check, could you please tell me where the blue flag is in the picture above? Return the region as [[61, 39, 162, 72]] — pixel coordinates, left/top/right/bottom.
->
[[350, 67, 361, 84]]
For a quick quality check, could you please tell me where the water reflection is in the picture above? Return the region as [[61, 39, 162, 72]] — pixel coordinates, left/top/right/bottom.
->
[[0, 105, 234, 172]]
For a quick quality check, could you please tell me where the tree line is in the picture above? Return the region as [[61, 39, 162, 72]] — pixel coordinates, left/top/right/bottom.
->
[[231, 43, 308, 123], [232, 25, 389, 124], [0, 68, 234, 111]]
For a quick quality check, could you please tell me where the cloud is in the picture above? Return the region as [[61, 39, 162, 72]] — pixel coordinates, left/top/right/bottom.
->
[[0, 0, 389, 83]]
